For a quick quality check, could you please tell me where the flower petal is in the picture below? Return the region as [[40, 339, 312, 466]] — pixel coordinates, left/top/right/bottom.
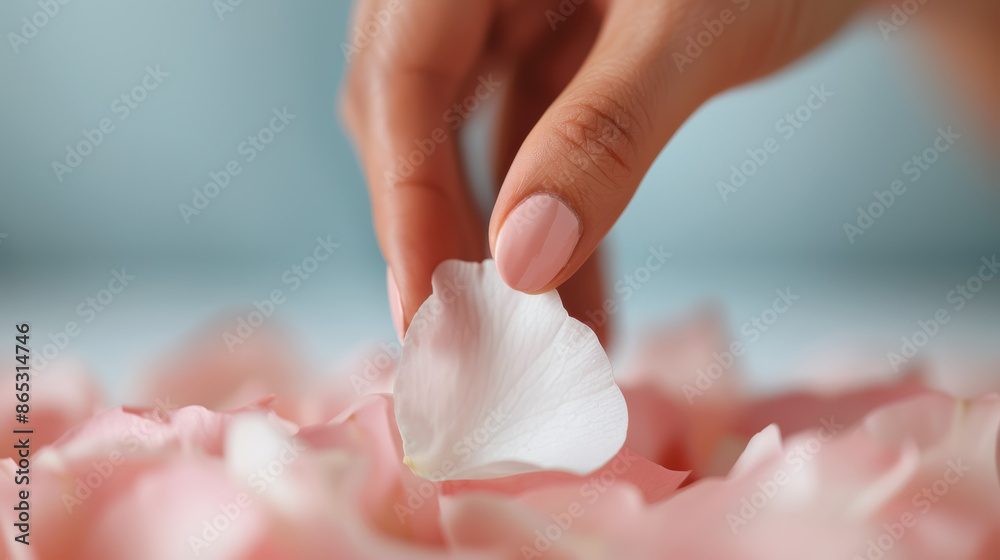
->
[[440, 447, 688, 504], [394, 260, 628, 480]]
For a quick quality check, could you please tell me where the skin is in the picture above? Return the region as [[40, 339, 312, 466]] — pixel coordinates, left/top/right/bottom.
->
[[340, 0, 1000, 345]]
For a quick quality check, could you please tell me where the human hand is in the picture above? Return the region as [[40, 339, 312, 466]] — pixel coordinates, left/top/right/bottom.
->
[[341, 0, 874, 343]]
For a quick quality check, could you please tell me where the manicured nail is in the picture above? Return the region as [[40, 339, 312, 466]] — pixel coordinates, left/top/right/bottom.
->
[[386, 266, 404, 342], [495, 193, 580, 292]]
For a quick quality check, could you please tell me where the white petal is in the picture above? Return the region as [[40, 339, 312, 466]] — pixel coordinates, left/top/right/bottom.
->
[[225, 414, 305, 513], [728, 424, 783, 480], [393, 259, 628, 480]]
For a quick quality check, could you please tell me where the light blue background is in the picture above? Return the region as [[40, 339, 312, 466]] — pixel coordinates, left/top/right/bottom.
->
[[1, 1, 998, 402]]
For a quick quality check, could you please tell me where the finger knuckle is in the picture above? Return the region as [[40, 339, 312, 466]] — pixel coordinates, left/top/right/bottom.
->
[[550, 81, 644, 188]]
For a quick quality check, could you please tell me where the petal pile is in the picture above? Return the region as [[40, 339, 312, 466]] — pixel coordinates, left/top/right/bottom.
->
[[1, 260, 998, 560]]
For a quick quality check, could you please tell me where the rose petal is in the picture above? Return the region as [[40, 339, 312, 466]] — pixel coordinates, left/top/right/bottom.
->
[[141, 317, 306, 420], [728, 424, 782, 480], [440, 447, 688, 504], [0, 359, 101, 454], [394, 260, 628, 480]]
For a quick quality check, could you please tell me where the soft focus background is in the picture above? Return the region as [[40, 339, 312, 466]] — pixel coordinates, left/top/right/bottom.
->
[[1, 1, 998, 403]]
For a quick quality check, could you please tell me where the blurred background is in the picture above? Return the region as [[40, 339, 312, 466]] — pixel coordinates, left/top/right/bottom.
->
[[1, 1, 998, 404]]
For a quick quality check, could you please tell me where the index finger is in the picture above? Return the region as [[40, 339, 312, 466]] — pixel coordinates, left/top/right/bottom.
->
[[341, 0, 497, 336]]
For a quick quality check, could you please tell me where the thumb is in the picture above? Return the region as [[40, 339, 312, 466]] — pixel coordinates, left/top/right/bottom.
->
[[489, 0, 870, 294]]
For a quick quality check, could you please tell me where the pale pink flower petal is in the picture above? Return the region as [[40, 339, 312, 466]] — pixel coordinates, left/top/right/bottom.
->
[[639, 393, 1000, 560], [394, 260, 628, 481], [439, 447, 688, 504], [0, 360, 101, 454], [46, 402, 285, 463], [733, 374, 927, 441], [619, 308, 745, 478], [141, 317, 308, 421]]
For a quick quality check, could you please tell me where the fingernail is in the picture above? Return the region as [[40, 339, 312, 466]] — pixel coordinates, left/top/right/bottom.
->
[[495, 193, 580, 292], [386, 266, 404, 342]]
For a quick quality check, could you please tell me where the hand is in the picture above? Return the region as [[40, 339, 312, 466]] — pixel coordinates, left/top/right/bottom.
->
[[340, 0, 873, 343]]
